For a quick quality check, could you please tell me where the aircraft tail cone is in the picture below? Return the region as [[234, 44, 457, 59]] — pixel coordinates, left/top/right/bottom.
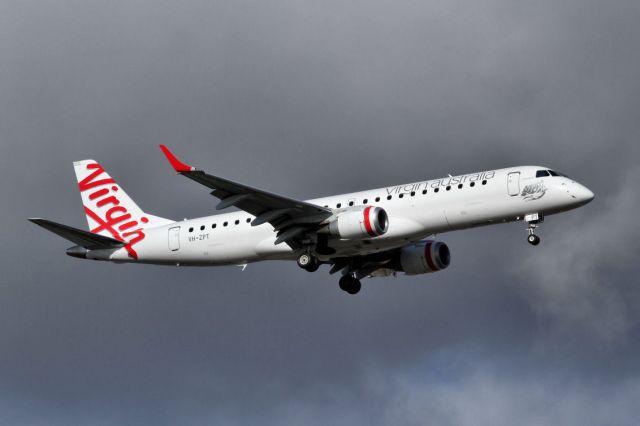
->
[[66, 246, 88, 259]]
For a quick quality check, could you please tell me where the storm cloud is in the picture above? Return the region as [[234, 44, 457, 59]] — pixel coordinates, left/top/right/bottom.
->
[[1, 0, 639, 424]]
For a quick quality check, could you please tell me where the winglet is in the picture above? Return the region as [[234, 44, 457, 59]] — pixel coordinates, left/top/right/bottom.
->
[[159, 144, 195, 173]]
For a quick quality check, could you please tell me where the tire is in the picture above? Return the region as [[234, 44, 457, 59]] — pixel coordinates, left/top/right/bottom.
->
[[339, 275, 361, 295], [339, 276, 350, 292], [347, 279, 361, 295], [527, 234, 540, 246], [298, 253, 319, 272], [304, 259, 319, 272], [297, 253, 311, 268]]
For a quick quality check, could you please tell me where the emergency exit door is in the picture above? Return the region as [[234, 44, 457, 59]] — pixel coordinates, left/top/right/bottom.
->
[[507, 172, 520, 196], [168, 226, 180, 251]]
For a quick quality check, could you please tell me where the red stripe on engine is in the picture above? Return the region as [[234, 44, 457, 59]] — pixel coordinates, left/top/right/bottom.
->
[[363, 206, 375, 236], [424, 241, 438, 271]]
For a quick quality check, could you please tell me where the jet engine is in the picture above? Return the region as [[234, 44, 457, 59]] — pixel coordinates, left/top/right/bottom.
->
[[399, 240, 450, 275], [328, 206, 389, 240]]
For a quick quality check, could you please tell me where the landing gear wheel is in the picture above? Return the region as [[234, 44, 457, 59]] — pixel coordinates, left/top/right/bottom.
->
[[304, 259, 319, 272], [297, 253, 311, 268], [525, 213, 543, 247], [339, 275, 361, 295], [297, 253, 319, 272], [527, 234, 540, 246]]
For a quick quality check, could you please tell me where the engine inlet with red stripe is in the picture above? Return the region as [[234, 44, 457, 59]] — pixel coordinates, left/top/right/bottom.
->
[[362, 206, 388, 237], [399, 240, 451, 275], [328, 205, 389, 240]]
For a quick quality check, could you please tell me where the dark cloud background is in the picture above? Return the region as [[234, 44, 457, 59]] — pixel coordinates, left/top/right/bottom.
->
[[2, 0, 640, 424]]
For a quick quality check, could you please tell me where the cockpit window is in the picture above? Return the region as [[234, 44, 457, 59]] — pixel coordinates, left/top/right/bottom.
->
[[544, 169, 571, 178], [536, 170, 549, 177]]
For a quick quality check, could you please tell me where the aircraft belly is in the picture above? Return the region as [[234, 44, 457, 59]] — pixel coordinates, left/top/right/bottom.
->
[[445, 200, 495, 228], [383, 215, 432, 238], [327, 236, 425, 258], [204, 228, 293, 264]]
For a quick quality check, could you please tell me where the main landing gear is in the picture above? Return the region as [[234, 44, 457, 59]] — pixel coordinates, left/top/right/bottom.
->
[[296, 252, 362, 295], [339, 274, 361, 295], [525, 213, 542, 246], [297, 253, 319, 272]]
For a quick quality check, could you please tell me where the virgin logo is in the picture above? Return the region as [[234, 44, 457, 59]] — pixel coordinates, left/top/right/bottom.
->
[[78, 163, 148, 259]]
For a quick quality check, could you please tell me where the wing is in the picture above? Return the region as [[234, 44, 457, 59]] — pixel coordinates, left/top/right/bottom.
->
[[159, 145, 333, 246]]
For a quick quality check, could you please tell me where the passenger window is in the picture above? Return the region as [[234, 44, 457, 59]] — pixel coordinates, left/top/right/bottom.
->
[[336, 203, 341, 208], [399, 193, 404, 198], [470, 182, 475, 187], [422, 189, 427, 194], [387, 195, 392, 200], [446, 186, 451, 191], [434, 188, 439, 193], [458, 184, 463, 189], [363, 199, 368, 204], [189, 227, 193, 232], [410, 191, 415, 196], [235, 219, 240, 225], [200, 225, 205, 231], [482, 180, 487, 185], [212, 224, 216, 229], [375, 197, 380, 202], [536, 170, 549, 177], [223, 222, 228, 227], [246, 218, 251, 223], [348, 201, 354, 206]]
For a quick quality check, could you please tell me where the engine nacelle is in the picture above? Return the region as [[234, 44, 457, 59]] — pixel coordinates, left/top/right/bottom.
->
[[399, 240, 450, 275], [328, 206, 389, 240]]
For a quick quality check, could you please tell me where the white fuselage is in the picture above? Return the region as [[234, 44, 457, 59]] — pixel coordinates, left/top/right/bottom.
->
[[87, 166, 594, 266]]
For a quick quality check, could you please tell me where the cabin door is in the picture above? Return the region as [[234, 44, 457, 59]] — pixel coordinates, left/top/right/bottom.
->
[[507, 172, 520, 196], [168, 226, 181, 251]]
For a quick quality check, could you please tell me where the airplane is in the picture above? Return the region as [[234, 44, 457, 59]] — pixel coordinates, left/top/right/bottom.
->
[[29, 145, 595, 295]]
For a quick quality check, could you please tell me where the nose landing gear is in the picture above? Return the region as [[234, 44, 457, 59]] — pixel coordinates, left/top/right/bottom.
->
[[525, 213, 542, 246]]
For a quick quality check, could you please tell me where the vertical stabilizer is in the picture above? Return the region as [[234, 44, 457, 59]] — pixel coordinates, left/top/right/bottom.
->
[[73, 160, 172, 258]]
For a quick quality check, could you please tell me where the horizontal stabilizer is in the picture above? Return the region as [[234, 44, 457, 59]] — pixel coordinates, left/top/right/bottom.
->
[[29, 218, 126, 250]]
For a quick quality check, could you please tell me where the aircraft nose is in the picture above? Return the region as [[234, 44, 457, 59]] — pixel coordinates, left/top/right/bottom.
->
[[573, 184, 595, 204]]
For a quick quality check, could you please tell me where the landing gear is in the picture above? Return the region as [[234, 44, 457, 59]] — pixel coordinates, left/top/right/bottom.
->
[[339, 275, 361, 295], [525, 213, 542, 246], [297, 253, 319, 272]]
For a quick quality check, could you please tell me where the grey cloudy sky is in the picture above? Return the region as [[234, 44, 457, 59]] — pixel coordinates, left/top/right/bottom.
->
[[1, 0, 640, 424]]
